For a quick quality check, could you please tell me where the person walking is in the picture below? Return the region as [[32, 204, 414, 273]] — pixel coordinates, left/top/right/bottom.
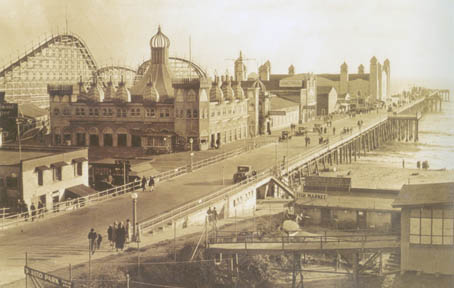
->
[[107, 225, 113, 248], [125, 219, 132, 243], [148, 176, 155, 192], [212, 207, 218, 223], [30, 203, 36, 222], [333, 127, 336, 135], [207, 207, 212, 223], [22, 201, 29, 221], [38, 201, 44, 218], [111, 222, 117, 250], [96, 233, 103, 250], [88, 228, 97, 255], [116, 222, 126, 252], [141, 176, 147, 192]]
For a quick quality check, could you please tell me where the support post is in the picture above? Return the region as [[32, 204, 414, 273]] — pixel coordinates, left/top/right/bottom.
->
[[352, 252, 359, 288]]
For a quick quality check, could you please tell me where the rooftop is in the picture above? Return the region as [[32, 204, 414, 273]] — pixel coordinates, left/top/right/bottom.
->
[[317, 86, 335, 95], [0, 145, 86, 166], [393, 182, 454, 207], [297, 194, 399, 211], [270, 96, 299, 110]]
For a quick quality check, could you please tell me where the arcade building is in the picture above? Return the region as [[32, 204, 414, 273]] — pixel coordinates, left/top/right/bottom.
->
[[49, 27, 260, 153]]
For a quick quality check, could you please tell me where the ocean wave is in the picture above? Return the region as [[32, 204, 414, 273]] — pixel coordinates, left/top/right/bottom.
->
[[416, 142, 454, 149]]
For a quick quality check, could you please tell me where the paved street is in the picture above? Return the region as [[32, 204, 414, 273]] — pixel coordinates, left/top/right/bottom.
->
[[0, 110, 388, 285]]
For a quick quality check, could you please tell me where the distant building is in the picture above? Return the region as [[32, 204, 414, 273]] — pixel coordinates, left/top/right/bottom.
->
[[316, 86, 338, 116], [317, 57, 391, 103], [0, 145, 90, 212], [241, 59, 317, 123], [49, 27, 250, 154], [393, 182, 454, 275]]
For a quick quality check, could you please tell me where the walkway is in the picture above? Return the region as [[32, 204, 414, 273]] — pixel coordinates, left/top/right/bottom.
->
[[0, 109, 389, 285]]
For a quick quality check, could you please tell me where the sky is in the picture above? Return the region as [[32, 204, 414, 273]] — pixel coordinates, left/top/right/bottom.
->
[[0, 0, 452, 92]]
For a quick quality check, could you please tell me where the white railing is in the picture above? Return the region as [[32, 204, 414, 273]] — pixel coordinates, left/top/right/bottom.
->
[[0, 137, 275, 230], [0, 181, 141, 230]]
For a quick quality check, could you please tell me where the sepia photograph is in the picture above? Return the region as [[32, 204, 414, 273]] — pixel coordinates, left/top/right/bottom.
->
[[0, 0, 452, 287]]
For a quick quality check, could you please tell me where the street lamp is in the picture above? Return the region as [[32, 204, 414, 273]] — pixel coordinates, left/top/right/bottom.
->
[[189, 138, 194, 172], [131, 192, 138, 242]]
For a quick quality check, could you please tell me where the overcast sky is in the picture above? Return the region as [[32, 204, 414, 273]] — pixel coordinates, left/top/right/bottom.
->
[[0, 0, 452, 91]]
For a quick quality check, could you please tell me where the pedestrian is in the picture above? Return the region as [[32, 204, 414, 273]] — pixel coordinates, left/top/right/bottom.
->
[[88, 228, 97, 255], [126, 219, 132, 243], [212, 207, 218, 223], [111, 222, 117, 250], [417, 161, 421, 169], [16, 199, 22, 214], [38, 201, 44, 218], [207, 207, 212, 222], [402, 159, 405, 169], [148, 176, 155, 192], [116, 222, 126, 251], [96, 233, 103, 250], [107, 225, 113, 247], [333, 127, 336, 135], [22, 202, 29, 221], [141, 176, 147, 192], [30, 203, 36, 222]]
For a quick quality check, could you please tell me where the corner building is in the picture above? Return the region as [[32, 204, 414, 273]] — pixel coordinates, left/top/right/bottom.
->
[[49, 27, 250, 153]]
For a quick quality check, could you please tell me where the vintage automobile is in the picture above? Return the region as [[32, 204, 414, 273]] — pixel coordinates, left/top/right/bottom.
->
[[294, 126, 307, 136], [279, 131, 292, 142], [233, 165, 257, 183]]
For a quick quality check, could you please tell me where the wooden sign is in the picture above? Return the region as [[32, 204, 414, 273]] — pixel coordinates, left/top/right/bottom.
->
[[24, 266, 72, 288], [304, 176, 351, 192]]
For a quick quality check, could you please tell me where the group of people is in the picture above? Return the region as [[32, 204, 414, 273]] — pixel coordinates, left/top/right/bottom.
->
[[107, 220, 133, 252], [206, 207, 218, 223], [16, 199, 45, 221], [88, 228, 103, 255], [141, 176, 155, 192]]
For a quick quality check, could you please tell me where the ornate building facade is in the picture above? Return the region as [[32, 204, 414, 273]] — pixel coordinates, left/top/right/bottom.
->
[[49, 27, 251, 153]]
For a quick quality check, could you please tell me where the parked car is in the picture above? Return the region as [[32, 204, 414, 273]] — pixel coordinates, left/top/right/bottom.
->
[[233, 165, 257, 183]]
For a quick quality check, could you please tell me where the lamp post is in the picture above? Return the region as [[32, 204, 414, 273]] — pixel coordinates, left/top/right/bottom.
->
[[131, 192, 138, 242], [189, 138, 194, 172]]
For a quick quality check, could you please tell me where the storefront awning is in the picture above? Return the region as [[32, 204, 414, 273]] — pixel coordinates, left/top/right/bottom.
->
[[65, 184, 97, 198], [72, 157, 88, 163], [35, 165, 50, 172], [51, 161, 69, 168]]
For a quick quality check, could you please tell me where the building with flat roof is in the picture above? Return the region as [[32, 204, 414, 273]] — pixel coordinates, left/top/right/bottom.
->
[[316, 86, 338, 116], [393, 182, 454, 275], [0, 145, 90, 212]]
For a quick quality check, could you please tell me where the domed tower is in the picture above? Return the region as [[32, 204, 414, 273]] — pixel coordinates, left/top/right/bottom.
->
[[340, 62, 349, 95], [87, 77, 104, 102], [221, 76, 234, 101], [116, 76, 130, 102], [288, 65, 295, 75], [233, 80, 245, 100], [132, 26, 174, 100], [142, 74, 160, 102], [358, 64, 364, 74], [104, 76, 116, 102], [234, 51, 247, 81], [210, 76, 224, 103], [383, 59, 391, 101], [369, 56, 378, 101], [150, 25, 170, 65]]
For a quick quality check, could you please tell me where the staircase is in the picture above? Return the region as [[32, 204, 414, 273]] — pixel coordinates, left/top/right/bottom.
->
[[384, 251, 401, 272]]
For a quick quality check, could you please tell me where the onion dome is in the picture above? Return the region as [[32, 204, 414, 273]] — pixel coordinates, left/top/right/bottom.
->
[[221, 76, 234, 101], [150, 26, 170, 49], [87, 78, 104, 102], [210, 76, 224, 103], [233, 81, 245, 100], [370, 56, 377, 64], [116, 76, 130, 102], [143, 77, 160, 102], [104, 77, 116, 102]]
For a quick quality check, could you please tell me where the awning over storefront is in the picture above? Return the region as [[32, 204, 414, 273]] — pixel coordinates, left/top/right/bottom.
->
[[51, 161, 69, 168], [72, 157, 88, 163], [35, 165, 50, 172], [65, 184, 97, 199]]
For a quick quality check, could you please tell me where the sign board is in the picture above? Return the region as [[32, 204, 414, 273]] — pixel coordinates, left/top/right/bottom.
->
[[269, 110, 287, 116], [304, 176, 351, 192], [24, 266, 72, 288], [0, 103, 18, 118], [279, 79, 303, 88], [297, 192, 328, 200]]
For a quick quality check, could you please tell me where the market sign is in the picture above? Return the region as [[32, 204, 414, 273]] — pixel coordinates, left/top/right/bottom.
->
[[304, 176, 351, 192], [279, 79, 303, 88], [24, 266, 72, 288], [0, 102, 18, 118], [269, 110, 286, 116], [297, 192, 328, 200]]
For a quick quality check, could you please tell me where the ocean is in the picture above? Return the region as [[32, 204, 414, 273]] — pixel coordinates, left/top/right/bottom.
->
[[356, 100, 454, 170]]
